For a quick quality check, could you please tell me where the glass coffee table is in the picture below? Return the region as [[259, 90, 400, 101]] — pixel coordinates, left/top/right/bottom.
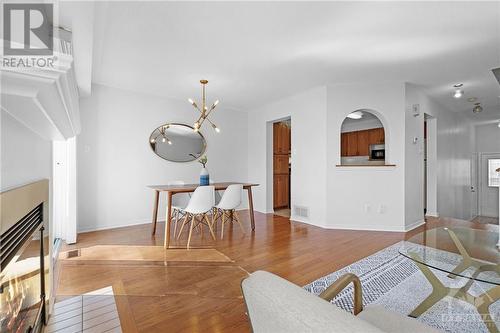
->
[[399, 227, 499, 333]]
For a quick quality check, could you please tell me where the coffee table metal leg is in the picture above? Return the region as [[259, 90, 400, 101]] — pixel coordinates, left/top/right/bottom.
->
[[409, 252, 499, 333], [409, 253, 449, 317]]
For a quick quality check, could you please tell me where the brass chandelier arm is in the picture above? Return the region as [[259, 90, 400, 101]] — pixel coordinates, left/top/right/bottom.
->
[[188, 79, 220, 133]]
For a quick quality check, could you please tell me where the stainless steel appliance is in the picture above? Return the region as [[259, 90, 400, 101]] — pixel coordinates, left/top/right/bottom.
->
[[370, 144, 385, 160]]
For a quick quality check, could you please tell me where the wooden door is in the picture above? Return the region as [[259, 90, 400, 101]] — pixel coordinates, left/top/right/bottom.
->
[[357, 130, 370, 156]]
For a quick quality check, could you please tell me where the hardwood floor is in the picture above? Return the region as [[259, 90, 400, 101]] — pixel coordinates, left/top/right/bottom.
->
[[56, 212, 497, 332], [472, 215, 499, 225]]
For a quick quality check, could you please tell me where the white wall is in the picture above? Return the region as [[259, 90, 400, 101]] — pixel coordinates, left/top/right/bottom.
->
[[77, 84, 248, 232], [326, 82, 407, 231], [1, 110, 52, 190], [246, 82, 475, 232], [247, 87, 328, 226], [405, 83, 474, 222], [475, 123, 500, 153]]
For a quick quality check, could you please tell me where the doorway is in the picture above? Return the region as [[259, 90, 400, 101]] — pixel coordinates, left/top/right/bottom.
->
[[424, 115, 438, 218], [478, 153, 500, 220], [273, 119, 291, 218]]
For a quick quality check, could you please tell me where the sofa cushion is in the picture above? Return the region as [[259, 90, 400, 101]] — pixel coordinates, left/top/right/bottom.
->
[[242, 271, 385, 333]]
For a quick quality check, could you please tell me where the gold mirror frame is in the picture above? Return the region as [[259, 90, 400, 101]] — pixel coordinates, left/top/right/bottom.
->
[[149, 123, 207, 163]]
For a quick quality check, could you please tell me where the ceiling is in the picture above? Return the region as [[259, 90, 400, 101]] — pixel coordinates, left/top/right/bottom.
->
[[70, 1, 500, 115]]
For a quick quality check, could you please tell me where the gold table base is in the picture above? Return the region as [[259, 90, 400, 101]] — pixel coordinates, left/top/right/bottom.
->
[[408, 229, 499, 333]]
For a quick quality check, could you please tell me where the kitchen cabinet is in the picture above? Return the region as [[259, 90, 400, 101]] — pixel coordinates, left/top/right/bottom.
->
[[357, 130, 370, 156], [346, 131, 358, 156], [273, 122, 291, 209], [341, 127, 385, 157], [369, 127, 385, 144], [273, 122, 291, 154], [273, 174, 289, 209], [274, 155, 289, 174]]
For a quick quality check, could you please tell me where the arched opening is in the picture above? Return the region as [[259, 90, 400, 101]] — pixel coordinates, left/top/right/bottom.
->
[[340, 109, 386, 165]]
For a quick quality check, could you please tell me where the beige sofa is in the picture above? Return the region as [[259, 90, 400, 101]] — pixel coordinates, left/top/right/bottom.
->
[[241, 270, 441, 333]]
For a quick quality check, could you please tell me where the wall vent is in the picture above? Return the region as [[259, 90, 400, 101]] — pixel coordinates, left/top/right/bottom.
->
[[294, 205, 309, 219]]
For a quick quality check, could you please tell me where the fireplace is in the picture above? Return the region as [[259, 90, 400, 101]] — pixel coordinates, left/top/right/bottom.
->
[[1, 201, 48, 333]]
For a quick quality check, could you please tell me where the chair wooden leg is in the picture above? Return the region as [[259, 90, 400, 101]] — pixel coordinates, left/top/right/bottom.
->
[[204, 214, 216, 240], [221, 211, 226, 239], [177, 213, 190, 239], [187, 215, 195, 249], [233, 210, 245, 234], [212, 208, 218, 232], [173, 210, 179, 237]]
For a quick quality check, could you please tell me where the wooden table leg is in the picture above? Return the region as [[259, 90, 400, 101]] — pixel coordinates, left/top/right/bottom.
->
[[151, 190, 160, 235], [247, 187, 255, 230], [164, 192, 173, 249]]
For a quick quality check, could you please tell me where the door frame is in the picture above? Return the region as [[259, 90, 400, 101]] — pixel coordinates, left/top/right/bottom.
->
[[266, 116, 292, 215], [424, 115, 438, 217], [470, 152, 479, 220], [478, 152, 500, 217]]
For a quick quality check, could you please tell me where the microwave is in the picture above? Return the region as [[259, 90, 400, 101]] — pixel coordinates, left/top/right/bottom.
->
[[370, 144, 385, 160]]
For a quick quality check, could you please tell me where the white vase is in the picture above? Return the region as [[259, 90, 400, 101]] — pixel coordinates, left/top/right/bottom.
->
[[200, 167, 209, 186]]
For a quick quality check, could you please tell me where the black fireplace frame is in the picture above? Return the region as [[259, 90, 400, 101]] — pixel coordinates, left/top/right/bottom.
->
[[0, 203, 46, 332]]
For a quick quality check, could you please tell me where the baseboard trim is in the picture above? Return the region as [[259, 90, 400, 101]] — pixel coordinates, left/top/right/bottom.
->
[[77, 208, 253, 234], [404, 219, 425, 232], [425, 212, 439, 218], [78, 219, 156, 234], [319, 224, 408, 232]]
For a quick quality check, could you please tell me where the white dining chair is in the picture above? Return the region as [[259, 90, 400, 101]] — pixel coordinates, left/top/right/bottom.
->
[[176, 185, 216, 249], [209, 180, 222, 205], [167, 181, 191, 237], [213, 184, 245, 239]]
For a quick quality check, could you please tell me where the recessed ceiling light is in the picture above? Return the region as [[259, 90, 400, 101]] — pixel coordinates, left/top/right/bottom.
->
[[472, 103, 483, 113], [453, 83, 463, 88], [467, 97, 477, 102], [453, 89, 463, 98], [347, 111, 363, 119]]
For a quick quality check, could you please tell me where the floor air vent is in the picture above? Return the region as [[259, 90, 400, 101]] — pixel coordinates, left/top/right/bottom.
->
[[294, 205, 309, 219]]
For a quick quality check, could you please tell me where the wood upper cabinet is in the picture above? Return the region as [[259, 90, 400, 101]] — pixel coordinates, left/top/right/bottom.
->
[[357, 130, 370, 156], [369, 127, 385, 144], [346, 131, 358, 156], [341, 127, 385, 157], [273, 123, 291, 154], [341, 133, 348, 156]]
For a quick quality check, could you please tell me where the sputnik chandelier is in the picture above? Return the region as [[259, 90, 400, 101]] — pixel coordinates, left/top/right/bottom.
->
[[188, 80, 220, 133]]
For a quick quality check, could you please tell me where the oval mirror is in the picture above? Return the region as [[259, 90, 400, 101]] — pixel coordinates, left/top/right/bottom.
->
[[149, 123, 206, 162]]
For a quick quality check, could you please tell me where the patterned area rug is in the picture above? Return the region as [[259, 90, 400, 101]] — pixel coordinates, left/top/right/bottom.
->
[[304, 242, 499, 332]]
